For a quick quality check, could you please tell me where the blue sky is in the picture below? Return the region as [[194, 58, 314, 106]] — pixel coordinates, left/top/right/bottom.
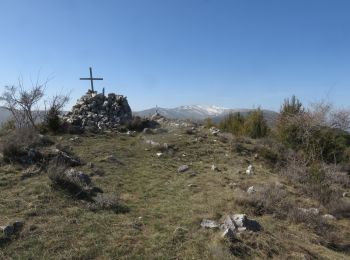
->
[[0, 0, 349, 111]]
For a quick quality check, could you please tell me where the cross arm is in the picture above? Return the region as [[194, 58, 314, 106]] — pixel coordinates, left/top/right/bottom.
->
[[80, 78, 104, 80]]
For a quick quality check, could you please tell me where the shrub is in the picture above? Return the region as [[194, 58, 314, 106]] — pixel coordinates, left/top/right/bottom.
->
[[125, 116, 159, 132], [48, 159, 101, 199], [89, 193, 128, 213], [0, 119, 16, 135], [236, 183, 339, 246], [236, 184, 290, 218], [43, 94, 69, 133], [219, 110, 269, 139], [244, 109, 269, 138], [44, 107, 61, 132], [280, 95, 304, 116], [323, 165, 350, 189], [219, 112, 245, 136], [328, 200, 350, 219], [257, 146, 280, 165], [276, 96, 305, 148], [204, 118, 216, 128], [0, 128, 50, 164], [282, 158, 340, 205], [305, 164, 339, 205], [276, 97, 350, 163]]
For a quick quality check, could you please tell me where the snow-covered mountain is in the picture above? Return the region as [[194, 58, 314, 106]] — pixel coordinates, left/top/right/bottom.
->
[[178, 105, 227, 115], [135, 105, 278, 124], [135, 105, 227, 121]]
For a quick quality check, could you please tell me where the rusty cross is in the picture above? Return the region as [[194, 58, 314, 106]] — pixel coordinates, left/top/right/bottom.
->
[[80, 67, 103, 92]]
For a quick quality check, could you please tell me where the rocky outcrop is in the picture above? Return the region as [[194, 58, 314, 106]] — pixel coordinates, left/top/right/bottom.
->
[[178, 165, 189, 173], [246, 165, 254, 175], [63, 89, 132, 130], [247, 186, 256, 194], [1, 220, 24, 237], [201, 213, 262, 240]]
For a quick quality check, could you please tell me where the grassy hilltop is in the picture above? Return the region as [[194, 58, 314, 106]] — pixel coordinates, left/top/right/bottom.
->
[[1, 115, 350, 259]]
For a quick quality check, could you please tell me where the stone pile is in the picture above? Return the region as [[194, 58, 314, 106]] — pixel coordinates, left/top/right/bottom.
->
[[63, 89, 132, 130]]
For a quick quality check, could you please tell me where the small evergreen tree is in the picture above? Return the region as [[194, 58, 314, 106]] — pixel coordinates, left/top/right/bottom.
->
[[244, 108, 268, 138], [45, 107, 61, 132], [219, 112, 245, 136], [280, 95, 304, 116], [276, 95, 304, 148], [204, 117, 216, 128], [44, 94, 69, 132]]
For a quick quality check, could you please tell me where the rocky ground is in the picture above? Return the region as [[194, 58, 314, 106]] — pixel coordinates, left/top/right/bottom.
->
[[1, 118, 350, 259]]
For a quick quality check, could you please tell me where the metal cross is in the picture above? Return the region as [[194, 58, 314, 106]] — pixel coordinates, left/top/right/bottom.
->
[[80, 67, 103, 92]]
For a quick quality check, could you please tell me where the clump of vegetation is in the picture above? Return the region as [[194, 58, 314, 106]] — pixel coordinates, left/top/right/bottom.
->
[[43, 94, 70, 133], [0, 119, 16, 136], [236, 184, 291, 218], [276, 96, 350, 163], [89, 193, 129, 213], [219, 109, 269, 138], [236, 183, 343, 251], [282, 156, 350, 218], [219, 112, 245, 136], [48, 158, 127, 213], [124, 116, 159, 131], [48, 159, 100, 200], [244, 109, 269, 138], [204, 117, 216, 128], [0, 128, 52, 164], [275, 95, 304, 149]]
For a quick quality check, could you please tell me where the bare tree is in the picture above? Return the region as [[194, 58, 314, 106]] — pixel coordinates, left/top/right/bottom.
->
[[45, 94, 70, 116], [330, 109, 350, 131], [0, 78, 46, 129]]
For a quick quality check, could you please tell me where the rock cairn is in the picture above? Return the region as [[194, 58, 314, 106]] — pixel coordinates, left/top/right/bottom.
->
[[63, 89, 132, 130]]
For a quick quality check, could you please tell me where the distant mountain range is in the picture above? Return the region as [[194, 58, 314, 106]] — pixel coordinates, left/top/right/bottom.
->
[[0, 107, 46, 126], [135, 105, 279, 125], [0, 107, 12, 125], [0, 105, 279, 126]]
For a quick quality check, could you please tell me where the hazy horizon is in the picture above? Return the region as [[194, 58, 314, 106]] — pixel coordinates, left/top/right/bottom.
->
[[1, 0, 349, 111]]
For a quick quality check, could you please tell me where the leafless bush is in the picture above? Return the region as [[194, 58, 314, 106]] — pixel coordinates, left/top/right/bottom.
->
[[282, 158, 340, 205], [281, 151, 309, 182], [330, 109, 350, 131], [328, 200, 350, 219], [237, 183, 339, 245], [287, 207, 335, 238], [236, 184, 291, 218], [322, 164, 350, 189], [0, 79, 46, 129]]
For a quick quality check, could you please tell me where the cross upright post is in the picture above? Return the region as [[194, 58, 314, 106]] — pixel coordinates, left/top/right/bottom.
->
[[80, 67, 103, 92]]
